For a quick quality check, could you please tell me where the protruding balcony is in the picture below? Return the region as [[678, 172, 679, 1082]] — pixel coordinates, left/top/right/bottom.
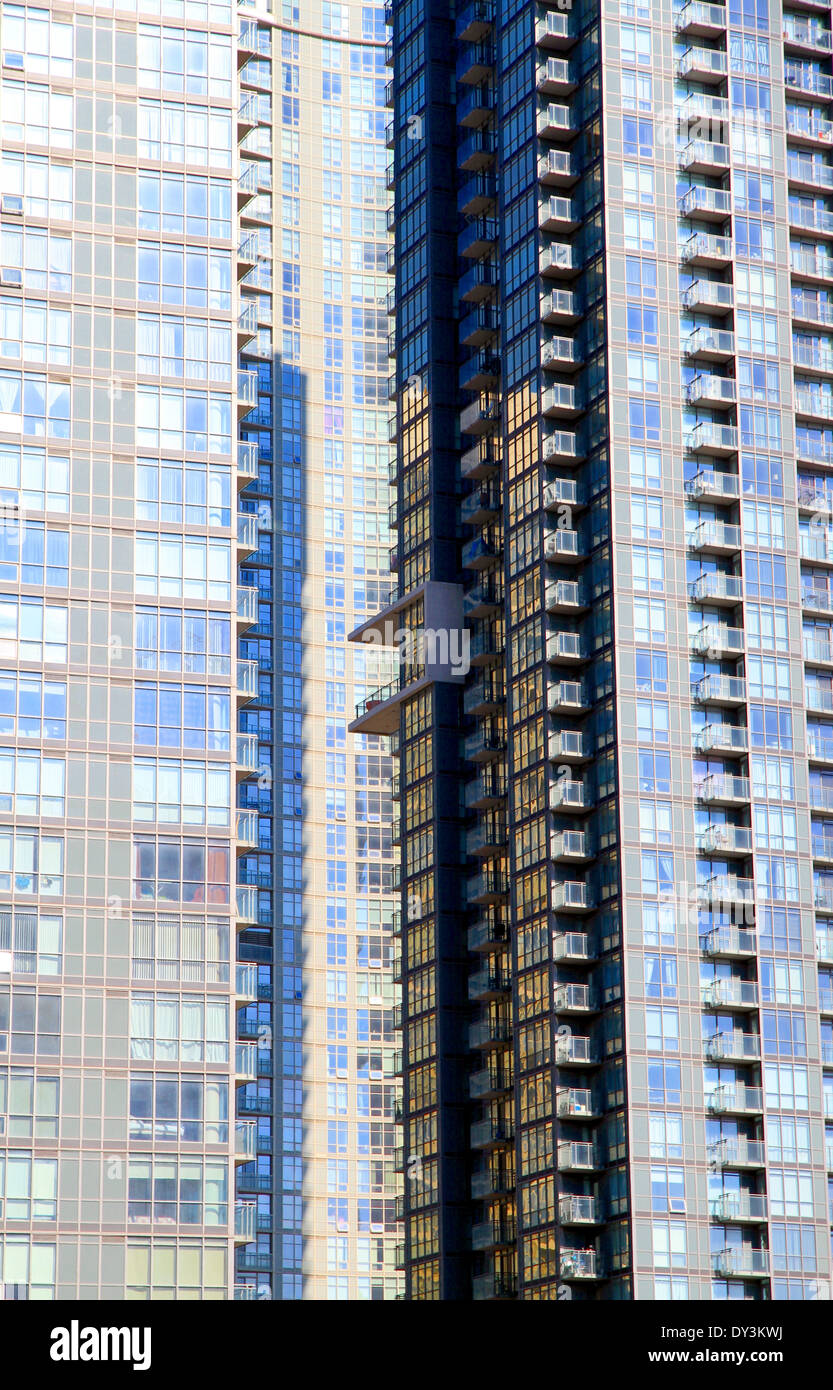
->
[[535, 11, 576, 49], [692, 673, 747, 705], [236, 884, 257, 925], [704, 1033, 762, 1064], [459, 216, 499, 260], [548, 729, 590, 762], [698, 774, 751, 807], [236, 731, 258, 777], [803, 586, 833, 616], [543, 476, 579, 508], [237, 584, 258, 629], [550, 829, 593, 862], [457, 0, 495, 43], [472, 1270, 517, 1300], [685, 374, 737, 409], [470, 1115, 514, 1150], [690, 623, 745, 659], [468, 867, 509, 904], [556, 1087, 599, 1120], [460, 302, 499, 347], [702, 977, 759, 1009], [707, 1084, 764, 1117], [536, 56, 576, 95], [557, 1141, 601, 1172], [686, 468, 740, 502], [539, 243, 579, 280], [810, 782, 833, 814], [548, 680, 590, 712], [461, 485, 501, 526], [553, 931, 596, 963], [682, 279, 734, 314], [541, 334, 582, 369], [697, 874, 754, 907], [546, 630, 586, 664], [684, 326, 735, 361], [700, 925, 757, 957], [460, 259, 499, 303], [804, 633, 833, 666], [554, 981, 596, 1012], [469, 1061, 512, 1100], [677, 45, 728, 80], [464, 722, 506, 762], [689, 571, 742, 606], [543, 429, 582, 463], [456, 41, 495, 85], [541, 288, 581, 324], [537, 102, 576, 140], [783, 18, 833, 55], [460, 394, 500, 435], [468, 1016, 512, 1049], [551, 882, 594, 915], [543, 528, 582, 562], [680, 139, 731, 174], [688, 519, 742, 553], [791, 248, 833, 285], [237, 369, 258, 417], [235, 1042, 258, 1084], [236, 963, 258, 1005], [710, 1193, 768, 1223], [686, 422, 739, 457], [542, 383, 579, 419], [549, 778, 592, 812], [468, 912, 509, 953], [537, 147, 577, 185], [545, 579, 587, 614], [468, 965, 511, 1001], [559, 1249, 601, 1280], [555, 1033, 597, 1066], [465, 767, 507, 810], [712, 1248, 770, 1279], [236, 658, 258, 703], [539, 196, 580, 234], [676, 1, 728, 36], [681, 232, 733, 269], [238, 440, 258, 481], [471, 1215, 517, 1251], [234, 1201, 257, 1242], [678, 182, 731, 220], [236, 809, 259, 851], [237, 511, 258, 560], [559, 1195, 599, 1226], [697, 823, 752, 856], [695, 722, 748, 755]]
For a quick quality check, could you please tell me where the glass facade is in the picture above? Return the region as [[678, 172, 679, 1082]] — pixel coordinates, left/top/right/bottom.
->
[[367, 0, 833, 1300]]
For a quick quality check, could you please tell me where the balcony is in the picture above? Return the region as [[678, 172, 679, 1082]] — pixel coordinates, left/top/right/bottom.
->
[[680, 139, 731, 174], [810, 782, 833, 813], [698, 774, 750, 807], [535, 12, 576, 48], [789, 204, 833, 241], [551, 882, 594, 915], [234, 1201, 257, 1242], [553, 931, 596, 963], [460, 302, 499, 347], [236, 731, 258, 776], [546, 629, 585, 664], [704, 1033, 762, 1064], [805, 633, 833, 666], [457, 0, 495, 43], [786, 110, 833, 148], [539, 196, 579, 235], [536, 56, 576, 95], [702, 977, 759, 1009], [459, 127, 496, 172], [681, 232, 734, 269], [549, 778, 591, 812], [537, 102, 575, 140], [548, 680, 589, 712], [556, 1087, 598, 1120], [710, 1194, 767, 1227], [472, 1270, 517, 1300], [540, 243, 579, 280], [545, 579, 587, 613], [236, 658, 258, 702], [555, 1036, 597, 1072], [809, 730, 833, 763], [677, 1, 728, 36], [471, 1216, 517, 1251], [459, 349, 500, 391], [468, 966, 511, 1001], [541, 288, 581, 324], [697, 823, 752, 856], [701, 925, 757, 957], [464, 723, 505, 762], [542, 429, 582, 463], [456, 41, 495, 85], [689, 519, 741, 552], [470, 1116, 514, 1149], [685, 374, 737, 409], [461, 438, 500, 479], [237, 369, 258, 416], [459, 216, 499, 259], [712, 1248, 770, 1279], [537, 148, 577, 185], [698, 874, 754, 908], [791, 248, 833, 284], [554, 982, 596, 1014], [682, 279, 734, 314], [469, 1062, 512, 1100], [235, 1042, 258, 1084], [690, 623, 745, 658], [784, 19, 833, 55], [468, 1016, 511, 1049], [678, 183, 732, 221], [686, 422, 739, 457], [459, 171, 497, 216], [689, 570, 743, 604], [686, 468, 740, 502], [237, 511, 258, 559], [458, 82, 494, 128], [549, 826, 593, 867], [468, 913, 509, 952], [541, 334, 582, 369], [236, 809, 258, 851], [541, 385, 579, 421], [238, 440, 258, 480], [560, 1250, 601, 1280], [684, 326, 736, 361], [468, 868, 509, 904], [693, 673, 747, 705], [557, 1140, 601, 1172], [707, 1084, 764, 1117], [464, 674, 504, 714], [548, 729, 590, 763], [237, 584, 258, 628], [695, 722, 748, 755], [543, 476, 579, 508], [677, 45, 728, 80], [236, 886, 258, 929], [800, 529, 833, 563], [235, 1120, 258, 1162], [559, 1195, 599, 1226], [460, 395, 500, 435]]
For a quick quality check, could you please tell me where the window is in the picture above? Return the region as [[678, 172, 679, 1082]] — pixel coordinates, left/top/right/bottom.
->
[[127, 1156, 228, 1226], [134, 684, 230, 752], [130, 913, 229, 985], [129, 1073, 228, 1143], [0, 911, 61, 976], [646, 1006, 679, 1052], [129, 994, 229, 1063], [0, 830, 62, 895], [0, 1153, 56, 1219], [135, 533, 231, 601], [131, 839, 230, 905], [0, 672, 65, 741], [651, 1165, 685, 1213]]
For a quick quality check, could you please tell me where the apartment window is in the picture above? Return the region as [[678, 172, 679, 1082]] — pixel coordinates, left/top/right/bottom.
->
[[0, 829, 62, 895], [0, 750, 64, 817], [646, 1006, 679, 1052], [649, 1113, 683, 1159], [0, 1069, 59, 1139], [652, 1221, 686, 1269], [127, 1157, 228, 1226], [129, 1074, 228, 1143], [0, 1153, 56, 1220], [129, 994, 229, 1063], [0, 910, 61, 975], [764, 1063, 809, 1112], [134, 684, 230, 752], [0, 297, 71, 365], [651, 1165, 685, 1213], [135, 608, 231, 678], [131, 839, 230, 905], [130, 914, 229, 985], [0, 989, 60, 1055], [137, 241, 232, 311]]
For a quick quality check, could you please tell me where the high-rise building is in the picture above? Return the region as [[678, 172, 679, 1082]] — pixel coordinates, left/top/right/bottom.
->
[[233, 0, 401, 1300], [0, 0, 400, 1304], [0, 0, 244, 1297], [357, 0, 833, 1300]]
